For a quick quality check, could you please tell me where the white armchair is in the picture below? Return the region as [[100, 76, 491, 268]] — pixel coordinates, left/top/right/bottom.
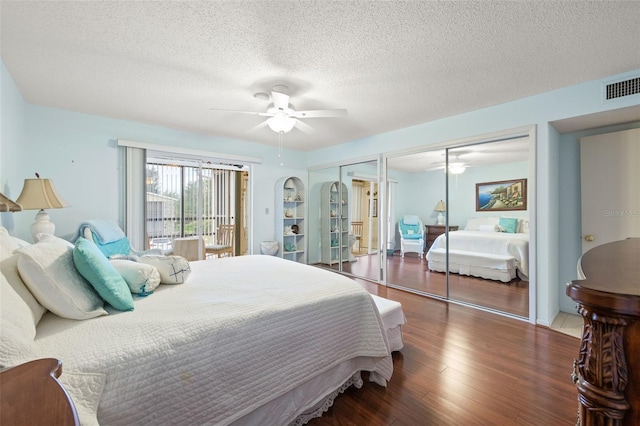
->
[[399, 215, 425, 258]]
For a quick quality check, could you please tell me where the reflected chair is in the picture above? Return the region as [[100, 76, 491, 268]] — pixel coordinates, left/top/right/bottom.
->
[[351, 221, 363, 252], [205, 224, 235, 259], [398, 215, 425, 258]]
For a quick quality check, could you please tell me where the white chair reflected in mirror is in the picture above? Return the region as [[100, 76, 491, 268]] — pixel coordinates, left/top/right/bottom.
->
[[351, 221, 363, 253], [399, 215, 424, 259]]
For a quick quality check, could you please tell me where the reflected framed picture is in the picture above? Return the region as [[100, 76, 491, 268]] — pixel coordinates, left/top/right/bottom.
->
[[476, 179, 527, 211]]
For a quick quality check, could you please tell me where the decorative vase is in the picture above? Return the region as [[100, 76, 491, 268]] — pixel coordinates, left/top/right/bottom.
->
[[260, 241, 279, 256]]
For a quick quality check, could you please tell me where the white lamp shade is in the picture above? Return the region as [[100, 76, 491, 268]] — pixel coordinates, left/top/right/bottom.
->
[[0, 193, 22, 212], [16, 178, 69, 210], [16, 178, 69, 241], [434, 200, 446, 225], [267, 116, 296, 133]]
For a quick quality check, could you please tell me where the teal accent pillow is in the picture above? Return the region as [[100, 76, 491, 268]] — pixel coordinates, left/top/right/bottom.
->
[[73, 237, 134, 311], [499, 217, 518, 234]]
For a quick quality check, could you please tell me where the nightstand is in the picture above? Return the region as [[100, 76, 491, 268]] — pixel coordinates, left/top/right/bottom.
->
[[424, 225, 459, 253]]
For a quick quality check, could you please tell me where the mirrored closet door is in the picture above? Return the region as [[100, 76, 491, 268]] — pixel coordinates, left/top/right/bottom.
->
[[307, 159, 381, 284], [385, 135, 532, 319]]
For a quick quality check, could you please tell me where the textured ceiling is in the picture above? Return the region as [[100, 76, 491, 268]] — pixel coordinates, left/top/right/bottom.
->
[[1, 1, 639, 154]]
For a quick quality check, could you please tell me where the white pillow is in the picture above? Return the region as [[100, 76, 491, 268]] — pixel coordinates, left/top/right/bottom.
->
[[15, 235, 107, 320], [465, 217, 500, 230], [1, 255, 47, 325], [139, 255, 191, 284], [464, 217, 485, 230], [0, 226, 30, 261], [478, 224, 500, 232], [0, 273, 37, 368], [1, 228, 47, 325], [110, 260, 161, 295]]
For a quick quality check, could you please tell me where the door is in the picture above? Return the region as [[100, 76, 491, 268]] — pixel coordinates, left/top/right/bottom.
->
[[580, 128, 640, 253]]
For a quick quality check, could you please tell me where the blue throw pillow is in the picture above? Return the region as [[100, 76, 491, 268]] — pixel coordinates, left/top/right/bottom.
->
[[499, 217, 519, 234], [73, 237, 134, 311]]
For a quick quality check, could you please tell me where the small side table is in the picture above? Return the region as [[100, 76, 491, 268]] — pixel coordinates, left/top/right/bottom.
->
[[424, 225, 459, 254]]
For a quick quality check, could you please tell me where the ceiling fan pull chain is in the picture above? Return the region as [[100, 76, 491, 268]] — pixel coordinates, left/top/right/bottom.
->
[[278, 131, 284, 166]]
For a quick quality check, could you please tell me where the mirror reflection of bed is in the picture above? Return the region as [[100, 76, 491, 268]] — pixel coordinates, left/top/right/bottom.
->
[[385, 136, 531, 319]]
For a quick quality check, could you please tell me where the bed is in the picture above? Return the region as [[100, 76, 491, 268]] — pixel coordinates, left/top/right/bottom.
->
[[426, 217, 529, 282], [1, 227, 401, 425]]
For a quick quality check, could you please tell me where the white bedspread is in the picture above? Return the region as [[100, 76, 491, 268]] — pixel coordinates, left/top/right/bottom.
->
[[31, 255, 392, 425], [430, 230, 529, 278]]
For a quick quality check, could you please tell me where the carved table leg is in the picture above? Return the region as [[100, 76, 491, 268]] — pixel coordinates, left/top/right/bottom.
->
[[572, 305, 630, 425]]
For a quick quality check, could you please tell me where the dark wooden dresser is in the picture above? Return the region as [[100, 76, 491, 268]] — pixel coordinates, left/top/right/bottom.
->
[[566, 238, 640, 426], [424, 225, 458, 253]]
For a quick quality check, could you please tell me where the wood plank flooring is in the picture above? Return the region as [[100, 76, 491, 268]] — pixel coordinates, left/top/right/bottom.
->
[[328, 252, 529, 317], [308, 284, 581, 426]]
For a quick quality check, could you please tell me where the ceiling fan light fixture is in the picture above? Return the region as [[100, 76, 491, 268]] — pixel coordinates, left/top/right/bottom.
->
[[446, 162, 466, 175], [267, 115, 296, 133]]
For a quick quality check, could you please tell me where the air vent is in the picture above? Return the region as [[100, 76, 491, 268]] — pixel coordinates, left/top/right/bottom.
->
[[605, 77, 640, 100]]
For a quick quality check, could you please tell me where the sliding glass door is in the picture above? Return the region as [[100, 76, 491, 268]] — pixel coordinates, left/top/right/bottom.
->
[[145, 157, 248, 256]]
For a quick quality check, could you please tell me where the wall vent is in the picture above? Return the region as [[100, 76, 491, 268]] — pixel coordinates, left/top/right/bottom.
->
[[605, 77, 640, 100]]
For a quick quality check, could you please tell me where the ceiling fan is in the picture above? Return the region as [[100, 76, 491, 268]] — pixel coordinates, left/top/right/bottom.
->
[[210, 85, 348, 134], [427, 153, 470, 174]]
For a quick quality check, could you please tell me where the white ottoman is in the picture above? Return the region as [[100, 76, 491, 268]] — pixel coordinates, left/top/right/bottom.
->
[[370, 294, 406, 352]]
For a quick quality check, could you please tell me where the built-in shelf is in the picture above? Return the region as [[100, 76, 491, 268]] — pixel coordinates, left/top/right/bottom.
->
[[275, 176, 306, 263]]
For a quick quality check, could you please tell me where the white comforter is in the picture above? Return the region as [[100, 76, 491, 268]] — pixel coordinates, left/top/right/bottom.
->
[[430, 230, 529, 277], [32, 255, 392, 425]]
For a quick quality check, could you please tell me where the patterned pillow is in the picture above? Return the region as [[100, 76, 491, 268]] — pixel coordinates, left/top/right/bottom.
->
[[110, 260, 161, 296], [138, 255, 191, 284]]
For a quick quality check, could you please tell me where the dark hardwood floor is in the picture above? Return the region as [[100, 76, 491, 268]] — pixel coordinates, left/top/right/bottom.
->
[[328, 252, 529, 317], [308, 283, 581, 426]]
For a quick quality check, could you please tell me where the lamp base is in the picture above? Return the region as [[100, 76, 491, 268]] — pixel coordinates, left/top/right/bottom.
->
[[437, 213, 444, 226], [30, 209, 55, 242]]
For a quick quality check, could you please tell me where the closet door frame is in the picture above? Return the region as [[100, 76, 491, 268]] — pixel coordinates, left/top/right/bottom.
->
[[383, 125, 537, 324]]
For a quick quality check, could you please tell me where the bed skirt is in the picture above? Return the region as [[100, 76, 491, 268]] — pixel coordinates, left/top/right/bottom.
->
[[427, 248, 517, 282]]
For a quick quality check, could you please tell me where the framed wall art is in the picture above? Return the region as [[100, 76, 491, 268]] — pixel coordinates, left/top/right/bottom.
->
[[475, 179, 527, 211]]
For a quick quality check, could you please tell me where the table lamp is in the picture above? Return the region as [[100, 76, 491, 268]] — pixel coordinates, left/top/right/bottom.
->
[[434, 200, 446, 225], [16, 175, 69, 241], [0, 193, 23, 212]]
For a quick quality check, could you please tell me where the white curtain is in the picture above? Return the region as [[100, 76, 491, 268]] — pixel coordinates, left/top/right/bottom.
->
[[386, 181, 396, 251], [124, 146, 147, 250]]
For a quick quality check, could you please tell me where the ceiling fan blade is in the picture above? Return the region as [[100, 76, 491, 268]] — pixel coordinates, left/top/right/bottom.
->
[[294, 119, 316, 135], [271, 90, 290, 111], [209, 108, 273, 117], [246, 119, 270, 133], [291, 109, 348, 118]]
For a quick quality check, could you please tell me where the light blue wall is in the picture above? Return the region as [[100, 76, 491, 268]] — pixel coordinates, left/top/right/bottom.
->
[[0, 61, 26, 233], [306, 69, 640, 326], [2, 57, 639, 325], [0, 61, 308, 252]]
